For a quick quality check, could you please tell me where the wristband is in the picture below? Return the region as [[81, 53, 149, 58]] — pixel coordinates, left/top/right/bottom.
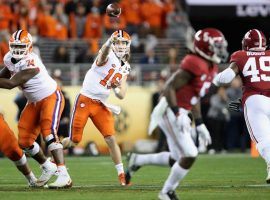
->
[[195, 118, 203, 126], [170, 106, 179, 115], [105, 39, 112, 47]]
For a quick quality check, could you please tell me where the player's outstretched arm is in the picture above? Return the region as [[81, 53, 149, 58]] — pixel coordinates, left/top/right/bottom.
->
[[163, 69, 193, 114], [212, 62, 239, 86], [0, 67, 11, 79], [0, 68, 39, 89], [113, 75, 128, 99], [96, 34, 117, 66]]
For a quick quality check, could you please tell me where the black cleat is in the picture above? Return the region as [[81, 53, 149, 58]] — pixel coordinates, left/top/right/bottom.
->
[[158, 190, 179, 200]]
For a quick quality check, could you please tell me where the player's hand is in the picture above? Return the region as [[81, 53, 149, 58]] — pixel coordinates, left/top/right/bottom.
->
[[110, 33, 118, 44], [228, 98, 242, 112], [110, 80, 120, 88], [196, 124, 212, 146], [176, 114, 192, 133]]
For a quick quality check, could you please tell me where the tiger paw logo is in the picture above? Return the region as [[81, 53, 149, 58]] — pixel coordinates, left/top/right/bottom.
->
[[113, 107, 129, 134]]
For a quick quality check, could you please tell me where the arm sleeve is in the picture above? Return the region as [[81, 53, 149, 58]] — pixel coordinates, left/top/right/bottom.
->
[[212, 67, 236, 86]]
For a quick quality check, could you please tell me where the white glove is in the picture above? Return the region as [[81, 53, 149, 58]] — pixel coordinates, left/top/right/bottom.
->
[[196, 124, 212, 146], [176, 114, 192, 133]]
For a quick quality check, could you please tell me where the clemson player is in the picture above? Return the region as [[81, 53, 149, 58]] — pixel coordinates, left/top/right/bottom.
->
[[62, 30, 131, 186], [0, 110, 37, 186], [0, 30, 72, 188]]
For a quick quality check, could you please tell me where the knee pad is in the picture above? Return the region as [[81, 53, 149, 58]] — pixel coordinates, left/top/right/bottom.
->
[[14, 154, 27, 166], [23, 142, 40, 156], [184, 148, 198, 158], [48, 142, 63, 151]]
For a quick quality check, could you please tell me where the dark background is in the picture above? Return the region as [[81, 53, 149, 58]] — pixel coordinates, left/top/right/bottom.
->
[[182, 1, 270, 54]]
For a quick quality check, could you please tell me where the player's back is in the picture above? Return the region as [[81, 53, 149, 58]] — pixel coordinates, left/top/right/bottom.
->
[[231, 50, 270, 102]]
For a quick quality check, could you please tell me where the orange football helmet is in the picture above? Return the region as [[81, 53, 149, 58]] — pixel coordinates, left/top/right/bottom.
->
[[9, 30, 33, 59], [111, 30, 131, 59]]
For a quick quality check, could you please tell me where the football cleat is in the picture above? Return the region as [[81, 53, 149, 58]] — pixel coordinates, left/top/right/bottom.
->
[[266, 165, 270, 184], [118, 173, 126, 186], [28, 177, 39, 188], [125, 153, 141, 185], [158, 190, 179, 200], [61, 137, 76, 149], [48, 173, 72, 189], [36, 159, 57, 187]]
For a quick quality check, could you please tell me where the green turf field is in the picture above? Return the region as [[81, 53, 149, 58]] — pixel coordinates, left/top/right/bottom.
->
[[0, 154, 269, 200]]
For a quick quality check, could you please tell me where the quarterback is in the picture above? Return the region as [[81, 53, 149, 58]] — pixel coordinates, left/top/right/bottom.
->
[[62, 30, 131, 186]]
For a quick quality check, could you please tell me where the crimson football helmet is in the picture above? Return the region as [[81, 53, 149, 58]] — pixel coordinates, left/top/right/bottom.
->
[[194, 28, 228, 63], [242, 29, 266, 51], [9, 30, 33, 59]]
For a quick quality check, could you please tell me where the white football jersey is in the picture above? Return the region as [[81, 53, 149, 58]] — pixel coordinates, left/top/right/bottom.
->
[[4, 52, 57, 102], [80, 50, 130, 102]]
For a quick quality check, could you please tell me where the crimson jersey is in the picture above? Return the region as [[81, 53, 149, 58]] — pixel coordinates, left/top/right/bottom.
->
[[230, 50, 270, 103], [176, 54, 218, 110]]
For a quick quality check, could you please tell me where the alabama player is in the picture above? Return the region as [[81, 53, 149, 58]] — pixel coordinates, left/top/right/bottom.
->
[[213, 29, 270, 183], [0, 30, 72, 188], [62, 30, 131, 186], [126, 28, 228, 199], [0, 112, 37, 186]]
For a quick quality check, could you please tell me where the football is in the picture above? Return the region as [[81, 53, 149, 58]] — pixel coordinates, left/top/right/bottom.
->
[[106, 3, 121, 17]]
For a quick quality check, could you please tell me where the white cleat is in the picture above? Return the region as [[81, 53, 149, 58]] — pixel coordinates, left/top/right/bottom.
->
[[36, 159, 57, 187], [61, 137, 76, 149], [48, 173, 72, 189], [28, 177, 39, 188], [266, 165, 270, 184]]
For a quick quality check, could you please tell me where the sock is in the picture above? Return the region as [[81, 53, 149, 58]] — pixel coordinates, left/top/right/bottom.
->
[[25, 171, 37, 182], [57, 165, 68, 175], [135, 152, 170, 166], [161, 162, 189, 194], [41, 158, 52, 168], [115, 163, 124, 175]]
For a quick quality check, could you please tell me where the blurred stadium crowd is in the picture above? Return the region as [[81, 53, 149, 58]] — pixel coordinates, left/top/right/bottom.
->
[[0, 0, 249, 154]]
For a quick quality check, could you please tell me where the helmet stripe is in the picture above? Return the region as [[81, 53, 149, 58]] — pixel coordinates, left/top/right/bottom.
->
[[119, 30, 123, 37], [254, 29, 262, 49], [15, 30, 23, 41]]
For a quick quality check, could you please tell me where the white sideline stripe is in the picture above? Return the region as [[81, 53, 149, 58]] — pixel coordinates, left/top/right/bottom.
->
[[1, 183, 270, 189], [70, 184, 270, 189]]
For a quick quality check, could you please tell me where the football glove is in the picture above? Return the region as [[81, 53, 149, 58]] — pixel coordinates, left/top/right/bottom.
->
[[196, 124, 212, 146], [228, 98, 242, 112]]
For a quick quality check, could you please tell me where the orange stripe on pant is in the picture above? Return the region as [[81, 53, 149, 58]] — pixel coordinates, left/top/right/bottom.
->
[[70, 94, 115, 144], [0, 114, 23, 161], [18, 88, 65, 148]]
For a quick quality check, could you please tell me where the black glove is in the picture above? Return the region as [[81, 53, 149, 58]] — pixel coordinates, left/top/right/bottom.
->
[[228, 98, 242, 112]]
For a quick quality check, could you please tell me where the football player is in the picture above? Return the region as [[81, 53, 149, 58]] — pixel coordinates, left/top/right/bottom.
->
[[62, 30, 131, 186], [126, 28, 228, 200], [0, 30, 72, 188], [0, 112, 37, 186], [213, 29, 270, 183]]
